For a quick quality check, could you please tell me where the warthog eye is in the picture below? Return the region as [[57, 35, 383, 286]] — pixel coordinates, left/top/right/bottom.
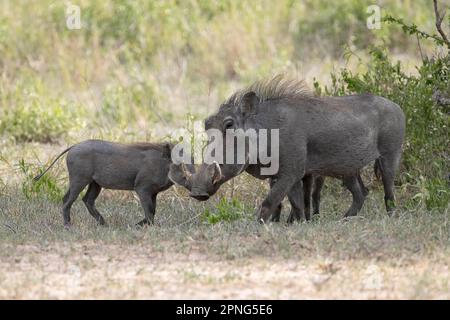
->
[[223, 118, 234, 131]]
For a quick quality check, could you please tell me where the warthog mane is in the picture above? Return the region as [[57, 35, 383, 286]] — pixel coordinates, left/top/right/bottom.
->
[[222, 74, 316, 110]]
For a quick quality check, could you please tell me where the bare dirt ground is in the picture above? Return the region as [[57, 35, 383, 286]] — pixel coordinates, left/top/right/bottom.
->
[[1, 242, 449, 299]]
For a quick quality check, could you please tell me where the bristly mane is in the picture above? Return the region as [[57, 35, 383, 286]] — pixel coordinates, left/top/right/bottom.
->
[[222, 74, 315, 108]]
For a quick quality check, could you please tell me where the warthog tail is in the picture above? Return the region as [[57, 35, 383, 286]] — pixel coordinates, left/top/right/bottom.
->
[[33, 146, 73, 181], [374, 158, 382, 180]]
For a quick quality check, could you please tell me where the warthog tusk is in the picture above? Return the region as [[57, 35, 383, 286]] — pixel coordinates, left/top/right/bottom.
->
[[181, 163, 192, 178], [212, 161, 223, 183]]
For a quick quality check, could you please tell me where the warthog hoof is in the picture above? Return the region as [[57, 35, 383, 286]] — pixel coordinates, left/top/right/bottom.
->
[[287, 210, 308, 224], [136, 218, 153, 227], [344, 209, 359, 218], [386, 207, 398, 217], [257, 206, 271, 224], [287, 212, 295, 224], [63, 222, 72, 230], [98, 217, 107, 226], [287, 212, 300, 224], [342, 215, 365, 223], [270, 215, 281, 222]]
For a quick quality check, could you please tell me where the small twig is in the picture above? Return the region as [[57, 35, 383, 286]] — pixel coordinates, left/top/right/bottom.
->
[[3, 223, 17, 234], [433, 0, 450, 51], [416, 33, 424, 61]]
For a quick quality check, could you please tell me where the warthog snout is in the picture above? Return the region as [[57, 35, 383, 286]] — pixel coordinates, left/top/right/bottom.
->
[[189, 192, 210, 201]]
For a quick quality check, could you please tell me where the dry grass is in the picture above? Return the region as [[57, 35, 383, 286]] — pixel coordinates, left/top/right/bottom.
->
[[1, 180, 449, 299]]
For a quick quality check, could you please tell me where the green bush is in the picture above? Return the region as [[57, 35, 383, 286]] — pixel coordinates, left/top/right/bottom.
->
[[0, 75, 81, 143], [0, 100, 76, 143], [19, 159, 64, 203], [201, 197, 248, 225]]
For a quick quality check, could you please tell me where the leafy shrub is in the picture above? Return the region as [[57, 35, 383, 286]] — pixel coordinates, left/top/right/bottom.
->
[[0, 100, 76, 143], [410, 176, 450, 211], [0, 75, 81, 143], [18, 159, 64, 203], [201, 197, 248, 225]]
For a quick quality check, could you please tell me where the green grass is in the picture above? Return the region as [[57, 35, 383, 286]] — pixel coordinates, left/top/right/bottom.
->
[[200, 197, 248, 225]]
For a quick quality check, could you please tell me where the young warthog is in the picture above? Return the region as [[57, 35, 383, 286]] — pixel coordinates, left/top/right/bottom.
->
[[34, 140, 173, 227]]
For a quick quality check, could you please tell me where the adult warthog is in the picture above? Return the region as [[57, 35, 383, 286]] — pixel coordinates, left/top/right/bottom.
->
[[170, 75, 405, 222]]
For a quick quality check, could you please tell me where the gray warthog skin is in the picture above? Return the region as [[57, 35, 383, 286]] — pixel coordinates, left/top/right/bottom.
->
[[170, 76, 405, 222], [34, 140, 173, 227]]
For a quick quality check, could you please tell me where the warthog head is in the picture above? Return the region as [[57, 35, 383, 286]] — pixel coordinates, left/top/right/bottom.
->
[[168, 162, 223, 201], [169, 91, 257, 200]]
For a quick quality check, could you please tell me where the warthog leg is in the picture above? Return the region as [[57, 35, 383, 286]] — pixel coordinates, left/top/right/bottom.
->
[[358, 174, 369, 197], [377, 154, 401, 214], [270, 204, 283, 222], [136, 189, 156, 226], [302, 175, 313, 220], [62, 179, 90, 227], [269, 178, 283, 222], [286, 179, 306, 223], [312, 176, 325, 215], [342, 176, 366, 217], [82, 181, 106, 226], [271, 175, 314, 222], [257, 176, 297, 223], [311, 174, 367, 217]]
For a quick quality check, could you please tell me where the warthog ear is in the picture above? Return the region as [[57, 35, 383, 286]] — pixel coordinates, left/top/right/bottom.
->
[[241, 91, 259, 117], [168, 163, 193, 190], [161, 143, 172, 159]]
